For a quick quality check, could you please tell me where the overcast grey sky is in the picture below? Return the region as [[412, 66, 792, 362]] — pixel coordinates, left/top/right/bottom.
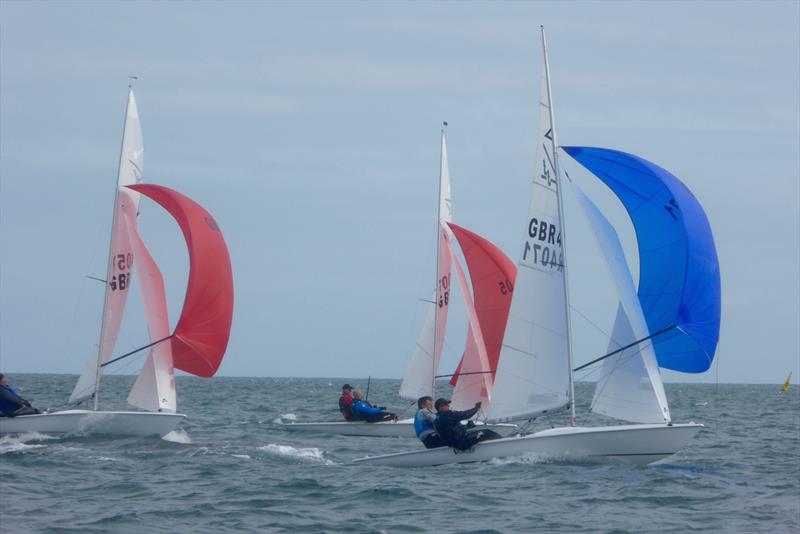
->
[[1, 1, 798, 384]]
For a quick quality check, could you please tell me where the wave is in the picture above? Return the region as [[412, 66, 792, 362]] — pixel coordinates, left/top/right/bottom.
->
[[0, 432, 57, 455], [273, 413, 298, 424], [161, 429, 192, 444], [487, 451, 566, 466], [258, 443, 334, 465]]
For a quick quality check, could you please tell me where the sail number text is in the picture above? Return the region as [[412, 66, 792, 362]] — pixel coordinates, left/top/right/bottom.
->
[[109, 253, 132, 291], [523, 217, 563, 271], [437, 274, 450, 308]]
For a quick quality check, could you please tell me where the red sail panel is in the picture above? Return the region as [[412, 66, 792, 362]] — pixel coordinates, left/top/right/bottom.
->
[[128, 184, 234, 377], [447, 223, 516, 387]]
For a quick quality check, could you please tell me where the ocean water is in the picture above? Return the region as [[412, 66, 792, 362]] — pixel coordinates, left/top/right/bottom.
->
[[1, 375, 798, 533]]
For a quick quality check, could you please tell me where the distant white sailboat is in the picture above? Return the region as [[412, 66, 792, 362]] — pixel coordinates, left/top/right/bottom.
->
[[0, 87, 235, 437], [354, 27, 719, 466], [285, 128, 517, 437]]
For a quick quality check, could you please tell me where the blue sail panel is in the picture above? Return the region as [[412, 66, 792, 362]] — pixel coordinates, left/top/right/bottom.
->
[[562, 146, 720, 373]]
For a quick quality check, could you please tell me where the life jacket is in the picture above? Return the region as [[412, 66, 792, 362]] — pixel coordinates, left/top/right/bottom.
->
[[414, 409, 435, 438], [338, 393, 354, 421]]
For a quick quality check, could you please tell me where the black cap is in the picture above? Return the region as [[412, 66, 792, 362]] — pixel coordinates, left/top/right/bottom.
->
[[342, 384, 353, 391], [434, 398, 451, 410]]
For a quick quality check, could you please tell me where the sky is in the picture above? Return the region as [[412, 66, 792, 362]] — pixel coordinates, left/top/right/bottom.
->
[[1, 1, 798, 384]]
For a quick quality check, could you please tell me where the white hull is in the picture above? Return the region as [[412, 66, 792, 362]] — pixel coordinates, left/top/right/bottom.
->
[[0, 410, 185, 437], [353, 423, 702, 467], [281, 418, 518, 438]]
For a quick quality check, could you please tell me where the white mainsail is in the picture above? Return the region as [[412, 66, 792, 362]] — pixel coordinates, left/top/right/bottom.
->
[[70, 88, 144, 407], [568, 181, 670, 423], [486, 29, 574, 423], [124, 203, 177, 413], [400, 131, 454, 400]]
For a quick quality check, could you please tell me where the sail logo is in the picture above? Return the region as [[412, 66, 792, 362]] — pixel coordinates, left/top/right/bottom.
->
[[204, 216, 219, 231], [664, 198, 680, 221], [540, 156, 556, 189], [128, 157, 143, 183]]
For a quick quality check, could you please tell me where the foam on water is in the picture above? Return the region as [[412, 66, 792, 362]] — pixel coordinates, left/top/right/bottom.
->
[[0, 432, 58, 455], [273, 413, 298, 424], [259, 443, 334, 465], [487, 451, 559, 466], [162, 429, 192, 444]]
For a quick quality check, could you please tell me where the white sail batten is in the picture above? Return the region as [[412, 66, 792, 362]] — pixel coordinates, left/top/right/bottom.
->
[[568, 181, 670, 423], [124, 204, 177, 413], [486, 37, 572, 423], [70, 88, 144, 407], [400, 131, 453, 400]]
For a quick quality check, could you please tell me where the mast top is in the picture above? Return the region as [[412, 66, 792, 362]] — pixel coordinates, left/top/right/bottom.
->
[[128, 75, 139, 89]]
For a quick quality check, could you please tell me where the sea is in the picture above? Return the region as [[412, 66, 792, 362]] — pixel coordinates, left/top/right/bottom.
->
[[1, 375, 798, 533]]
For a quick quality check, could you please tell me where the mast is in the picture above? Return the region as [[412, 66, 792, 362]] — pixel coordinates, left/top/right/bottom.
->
[[431, 123, 447, 397], [91, 85, 134, 410], [541, 27, 577, 426]]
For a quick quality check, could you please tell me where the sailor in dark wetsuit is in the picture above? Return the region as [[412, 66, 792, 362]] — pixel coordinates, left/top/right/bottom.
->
[[434, 398, 501, 451], [350, 389, 397, 423], [0, 373, 41, 417], [338, 384, 355, 421]]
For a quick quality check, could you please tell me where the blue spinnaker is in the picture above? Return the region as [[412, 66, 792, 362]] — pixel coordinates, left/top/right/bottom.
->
[[562, 147, 720, 373]]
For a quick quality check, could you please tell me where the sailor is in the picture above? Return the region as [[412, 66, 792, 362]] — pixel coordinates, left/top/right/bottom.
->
[[351, 389, 397, 423], [414, 396, 445, 449], [0, 373, 41, 417], [338, 384, 355, 421], [434, 398, 500, 451]]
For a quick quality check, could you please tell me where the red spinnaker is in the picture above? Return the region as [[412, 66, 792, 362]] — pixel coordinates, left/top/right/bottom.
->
[[128, 184, 234, 377], [447, 223, 516, 387]]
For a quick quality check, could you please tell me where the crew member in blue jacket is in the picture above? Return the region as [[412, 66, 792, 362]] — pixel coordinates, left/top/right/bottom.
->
[[414, 396, 445, 448], [0, 373, 41, 417], [350, 389, 396, 423]]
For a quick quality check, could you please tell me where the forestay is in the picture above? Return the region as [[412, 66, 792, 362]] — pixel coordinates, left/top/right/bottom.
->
[[568, 181, 670, 423], [486, 41, 572, 423], [70, 88, 144, 406], [400, 132, 454, 400], [562, 147, 721, 373]]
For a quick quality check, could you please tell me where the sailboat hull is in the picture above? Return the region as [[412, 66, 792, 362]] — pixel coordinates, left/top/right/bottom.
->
[[0, 410, 185, 437], [282, 418, 518, 438], [352, 422, 702, 467]]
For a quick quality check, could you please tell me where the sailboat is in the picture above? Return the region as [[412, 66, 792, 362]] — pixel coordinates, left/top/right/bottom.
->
[[284, 128, 517, 437], [0, 87, 234, 437], [354, 27, 720, 466], [783, 373, 792, 392]]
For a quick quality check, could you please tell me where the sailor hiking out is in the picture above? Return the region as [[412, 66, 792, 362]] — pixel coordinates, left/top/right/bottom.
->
[[0, 374, 41, 417], [351, 389, 397, 423], [414, 396, 446, 449], [434, 398, 500, 451], [338, 384, 355, 421]]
